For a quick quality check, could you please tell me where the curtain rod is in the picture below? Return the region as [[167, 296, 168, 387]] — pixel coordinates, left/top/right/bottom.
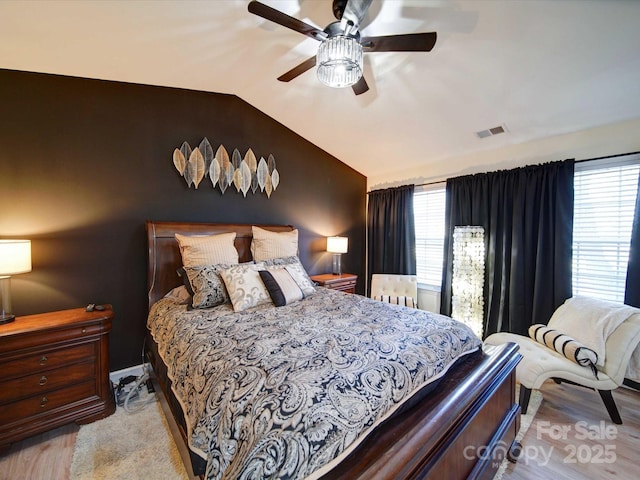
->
[[406, 150, 640, 189]]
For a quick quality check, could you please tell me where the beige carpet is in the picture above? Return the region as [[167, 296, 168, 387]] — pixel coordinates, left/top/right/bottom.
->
[[70, 399, 189, 480], [492, 385, 543, 480]]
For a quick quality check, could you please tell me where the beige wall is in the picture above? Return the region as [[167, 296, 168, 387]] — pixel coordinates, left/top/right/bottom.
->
[[368, 117, 640, 190]]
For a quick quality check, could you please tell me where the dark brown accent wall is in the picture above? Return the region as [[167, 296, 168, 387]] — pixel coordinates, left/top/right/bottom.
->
[[0, 69, 366, 370]]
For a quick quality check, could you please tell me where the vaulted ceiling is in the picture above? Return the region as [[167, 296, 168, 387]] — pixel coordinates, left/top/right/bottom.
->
[[1, 0, 639, 180]]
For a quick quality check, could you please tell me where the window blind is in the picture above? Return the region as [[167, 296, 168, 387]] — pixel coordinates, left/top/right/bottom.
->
[[413, 184, 446, 288], [573, 157, 639, 302]]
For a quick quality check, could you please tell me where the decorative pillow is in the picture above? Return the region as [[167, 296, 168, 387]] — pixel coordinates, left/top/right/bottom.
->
[[219, 263, 272, 312], [175, 232, 239, 267], [263, 256, 315, 296], [528, 324, 599, 377], [251, 226, 298, 262], [179, 264, 231, 309], [163, 285, 191, 305], [259, 269, 305, 307], [374, 295, 417, 308]]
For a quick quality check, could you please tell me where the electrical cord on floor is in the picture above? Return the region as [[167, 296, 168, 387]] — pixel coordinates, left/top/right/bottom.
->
[[123, 372, 154, 413], [122, 337, 155, 413]]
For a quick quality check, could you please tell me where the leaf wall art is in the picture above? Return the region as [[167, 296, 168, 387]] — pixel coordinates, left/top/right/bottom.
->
[[172, 139, 279, 198]]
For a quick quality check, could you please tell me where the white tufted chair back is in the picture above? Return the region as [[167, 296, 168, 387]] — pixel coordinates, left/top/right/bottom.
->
[[370, 274, 418, 302]]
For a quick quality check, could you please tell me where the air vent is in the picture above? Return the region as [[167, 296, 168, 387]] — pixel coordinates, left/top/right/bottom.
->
[[476, 124, 508, 139]]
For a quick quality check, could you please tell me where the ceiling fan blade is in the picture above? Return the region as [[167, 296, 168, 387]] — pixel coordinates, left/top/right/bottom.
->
[[352, 76, 369, 95], [361, 32, 437, 52], [248, 1, 326, 41], [341, 0, 373, 31], [277, 56, 317, 82]]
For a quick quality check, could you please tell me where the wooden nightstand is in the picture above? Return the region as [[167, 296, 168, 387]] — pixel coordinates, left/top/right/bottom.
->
[[311, 273, 358, 294], [0, 306, 116, 450]]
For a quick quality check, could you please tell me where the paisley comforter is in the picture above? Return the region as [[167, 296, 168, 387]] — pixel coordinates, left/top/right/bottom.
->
[[147, 288, 481, 480]]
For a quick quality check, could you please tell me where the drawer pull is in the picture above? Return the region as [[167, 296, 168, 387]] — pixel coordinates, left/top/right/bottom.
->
[[39, 375, 48, 386], [40, 396, 48, 408], [39, 355, 48, 365], [81, 328, 87, 333]]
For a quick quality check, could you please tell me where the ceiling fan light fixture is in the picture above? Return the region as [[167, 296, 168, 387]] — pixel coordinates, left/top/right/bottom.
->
[[316, 35, 363, 88]]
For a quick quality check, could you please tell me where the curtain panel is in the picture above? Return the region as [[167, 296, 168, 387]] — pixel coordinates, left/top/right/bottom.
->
[[367, 185, 416, 288], [625, 170, 640, 308], [440, 160, 575, 337]]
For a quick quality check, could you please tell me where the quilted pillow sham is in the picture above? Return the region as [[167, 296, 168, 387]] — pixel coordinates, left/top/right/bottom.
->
[[250, 226, 298, 262], [175, 232, 239, 267]]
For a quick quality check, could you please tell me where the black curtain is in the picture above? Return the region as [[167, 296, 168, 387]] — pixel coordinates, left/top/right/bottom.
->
[[625, 171, 640, 307], [367, 185, 416, 285], [440, 160, 575, 337]]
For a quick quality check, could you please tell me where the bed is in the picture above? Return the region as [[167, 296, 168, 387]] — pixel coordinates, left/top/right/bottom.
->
[[145, 220, 522, 480]]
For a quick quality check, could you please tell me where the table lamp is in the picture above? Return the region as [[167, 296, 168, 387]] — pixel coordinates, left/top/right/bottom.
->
[[327, 236, 348, 275], [0, 239, 32, 324]]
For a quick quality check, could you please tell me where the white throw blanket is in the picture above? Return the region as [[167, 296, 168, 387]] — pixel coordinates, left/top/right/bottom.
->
[[548, 296, 640, 367]]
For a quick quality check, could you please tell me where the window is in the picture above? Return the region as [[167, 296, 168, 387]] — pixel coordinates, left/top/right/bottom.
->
[[413, 184, 446, 289], [572, 156, 640, 302]]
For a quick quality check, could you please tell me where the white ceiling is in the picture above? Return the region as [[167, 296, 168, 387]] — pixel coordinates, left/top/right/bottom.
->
[[1, 0, 640, 180]]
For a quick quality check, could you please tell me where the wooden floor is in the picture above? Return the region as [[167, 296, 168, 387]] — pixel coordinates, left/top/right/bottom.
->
[[0, 381, 638, 480]]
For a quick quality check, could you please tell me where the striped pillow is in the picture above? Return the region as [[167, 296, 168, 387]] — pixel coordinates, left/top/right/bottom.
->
[[251, 226, 298, 262], [175, 232, 239, 267], [259, 269, 305, 307], [374, 295, 417, 308], [528, 324, 599, 377]]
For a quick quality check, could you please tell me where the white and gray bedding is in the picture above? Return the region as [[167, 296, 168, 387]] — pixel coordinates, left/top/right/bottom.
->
[[147, 288, 481, 480]]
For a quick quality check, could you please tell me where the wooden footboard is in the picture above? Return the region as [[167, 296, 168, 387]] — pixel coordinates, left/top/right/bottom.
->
[[146, 334, 520, 480]]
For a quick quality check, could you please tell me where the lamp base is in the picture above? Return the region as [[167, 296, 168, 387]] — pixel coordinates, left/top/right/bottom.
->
[[332, 253, 342, 276], [0, 314, 16, 325]]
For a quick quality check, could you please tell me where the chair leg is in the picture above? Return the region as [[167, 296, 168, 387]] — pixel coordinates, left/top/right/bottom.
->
[[598, 390, 622, 425], [519, 386, 532, 414]]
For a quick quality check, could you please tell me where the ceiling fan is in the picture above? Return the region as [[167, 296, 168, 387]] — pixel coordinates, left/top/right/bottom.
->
[[248, 0, 437, 95]]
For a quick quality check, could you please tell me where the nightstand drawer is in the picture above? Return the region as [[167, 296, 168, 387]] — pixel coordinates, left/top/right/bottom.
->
[[0, 380, 96, 425], [0, 360, 95, 405], [0, 343, 95, 382]]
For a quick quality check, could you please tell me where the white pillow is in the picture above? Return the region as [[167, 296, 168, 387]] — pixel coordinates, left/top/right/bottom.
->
[[251, 226, 298, 262], [219, 263, 272, 312], [175, 232, 239, 267]]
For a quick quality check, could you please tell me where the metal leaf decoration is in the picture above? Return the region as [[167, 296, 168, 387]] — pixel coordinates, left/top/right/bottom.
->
[[265, 173, 273, 198], [199, 138, 214, 177], [225, 162, 235, 192], [180, 141, 192, 164], [171, 141, 279, 197], [233, 167, 243, 192], [240, 160, 252, 197], [244, 149, 258, 193], [215, 145, 230, 194], [173, 148, 186, 175], [209, 157, 220, 188], [257, 157, 268, 192], [188, 148, 205, 189], [232, 148, 242, 168], [219, 170, 229, 194], [267, 154, 276, 173]]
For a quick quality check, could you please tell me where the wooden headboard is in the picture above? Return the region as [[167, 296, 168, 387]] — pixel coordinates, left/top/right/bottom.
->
[[145, 221, 294, 309]]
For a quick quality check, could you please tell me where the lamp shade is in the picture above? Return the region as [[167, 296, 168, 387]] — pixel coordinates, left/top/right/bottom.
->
[[0, 240, 32, 276], [327, 236, 348, 254]]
